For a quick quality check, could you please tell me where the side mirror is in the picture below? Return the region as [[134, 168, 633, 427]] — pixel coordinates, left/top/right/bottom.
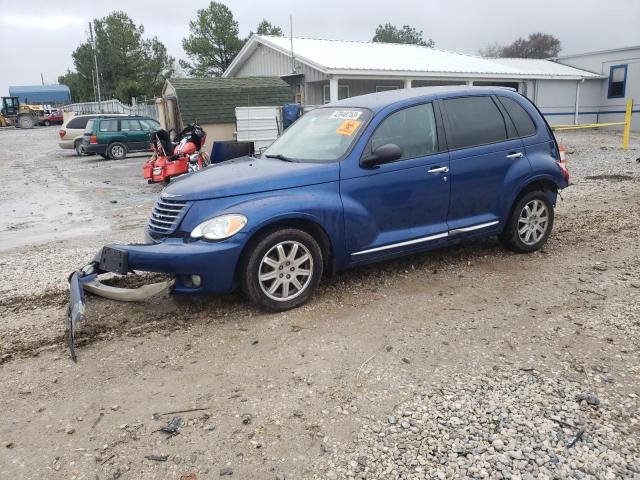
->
[[361, 143, 402, 168]]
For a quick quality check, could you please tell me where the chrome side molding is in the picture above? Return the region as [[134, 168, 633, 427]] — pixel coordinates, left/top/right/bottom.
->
[[352, 220, 500, 256]]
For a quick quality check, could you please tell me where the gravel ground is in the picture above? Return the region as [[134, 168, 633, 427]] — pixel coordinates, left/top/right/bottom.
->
[[328, 371, 639, 479], [0, 127, 638, 479]]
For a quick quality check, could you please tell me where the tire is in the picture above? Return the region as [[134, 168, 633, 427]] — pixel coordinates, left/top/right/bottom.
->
[[74, 141, 86, 156], [44, 120, 51, 126], [108, 142, 127, 160], [240, 228, 323, 311], [500, 190, 554, 253], [17, 115, 34, 129]]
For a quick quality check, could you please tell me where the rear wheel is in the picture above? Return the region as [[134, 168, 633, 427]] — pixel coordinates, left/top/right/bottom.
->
[[500, 191, 554, 253], [44, 120, 51, 126], [240, 229, 323, 311], [108, 142, 127, 160]]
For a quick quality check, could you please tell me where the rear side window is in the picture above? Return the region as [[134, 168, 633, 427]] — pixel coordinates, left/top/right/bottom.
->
[[497, 96, 536, 137], [85, 119, 95, 133], [66, 116, 91, 129], [371, 103, 439, 160], [443, 96, 507, 149], [99, 119, 118, 132]]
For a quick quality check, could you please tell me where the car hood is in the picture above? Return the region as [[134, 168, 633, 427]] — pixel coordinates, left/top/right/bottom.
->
[[163, 156, 340, 201]]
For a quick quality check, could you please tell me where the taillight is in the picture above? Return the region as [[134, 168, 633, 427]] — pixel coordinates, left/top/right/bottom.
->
[[90, 135, 98, 144], [59, 130, 66, 138], [558, 144, 570, 183]]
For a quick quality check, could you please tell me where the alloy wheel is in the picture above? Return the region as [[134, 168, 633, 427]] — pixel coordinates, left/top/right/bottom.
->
[[111, 145, 125, 158], [258, 241, 314, 301], [517, 199, 549, 245]]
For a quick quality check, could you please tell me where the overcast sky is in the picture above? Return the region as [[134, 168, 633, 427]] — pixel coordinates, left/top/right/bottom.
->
[[1, 0, 639, 97]]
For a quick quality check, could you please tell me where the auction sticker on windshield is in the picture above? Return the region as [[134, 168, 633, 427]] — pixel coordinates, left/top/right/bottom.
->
[[330, 111, 362, 120], [336, 120, 362, 136]]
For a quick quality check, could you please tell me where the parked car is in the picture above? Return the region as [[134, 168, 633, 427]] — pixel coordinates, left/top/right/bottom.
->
[[82, 116, 160, 159], [58, 114, 128, 155], [41, 109, 63, 126], [72, 86, 569, 313]]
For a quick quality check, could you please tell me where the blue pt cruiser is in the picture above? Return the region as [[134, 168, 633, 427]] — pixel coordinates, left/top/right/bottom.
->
[[69, 86, 569, 345]]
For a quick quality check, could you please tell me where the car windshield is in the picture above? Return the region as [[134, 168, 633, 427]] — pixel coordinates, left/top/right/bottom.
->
[[263, 107, 370, 163]]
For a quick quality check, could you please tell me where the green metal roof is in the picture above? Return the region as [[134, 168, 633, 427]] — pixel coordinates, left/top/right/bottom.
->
[[167, 77, 293, 124]]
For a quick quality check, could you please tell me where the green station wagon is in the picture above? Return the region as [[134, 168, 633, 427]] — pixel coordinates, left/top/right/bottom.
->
[[82, 116, 160, 159]]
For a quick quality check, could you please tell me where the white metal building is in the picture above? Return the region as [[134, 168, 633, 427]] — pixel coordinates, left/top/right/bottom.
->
[[551, 46, 640, 130], [224, 36, 624, 125]]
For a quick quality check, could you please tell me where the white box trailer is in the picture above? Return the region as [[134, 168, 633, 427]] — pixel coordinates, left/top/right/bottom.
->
[[235, 106, 281, 153]]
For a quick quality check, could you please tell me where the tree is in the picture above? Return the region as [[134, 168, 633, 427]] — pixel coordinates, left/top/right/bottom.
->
[[57, 11, 174, 103], [477, 42, 504, 58], [181, 2, 244, 77], [479, 33, 561, 58], [256, 19, 283, 36], [372, 23, 434, 47]]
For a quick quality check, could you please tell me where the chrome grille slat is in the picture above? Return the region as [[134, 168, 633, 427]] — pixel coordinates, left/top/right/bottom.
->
[[148, 198, 188, 234]]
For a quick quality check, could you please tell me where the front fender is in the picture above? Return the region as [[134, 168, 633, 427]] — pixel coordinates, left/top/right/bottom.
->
[[179, 183, 347, 268]]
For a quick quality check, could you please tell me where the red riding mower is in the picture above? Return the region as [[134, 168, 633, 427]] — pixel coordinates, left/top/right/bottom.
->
[[143, 123, 210, 184]]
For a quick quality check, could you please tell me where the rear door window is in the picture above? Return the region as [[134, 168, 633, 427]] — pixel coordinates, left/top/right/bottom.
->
[[443, 96, 508, 149], [497, 96, 536, 137], [99, 119, 118, 132], [370, 103, 439, 160], [121, 119, 142, 131]]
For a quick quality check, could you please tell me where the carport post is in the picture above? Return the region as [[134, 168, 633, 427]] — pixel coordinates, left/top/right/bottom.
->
[[574, 78, 584, 125], [329, 77, 339, 102], [404, 79, 412, 89]]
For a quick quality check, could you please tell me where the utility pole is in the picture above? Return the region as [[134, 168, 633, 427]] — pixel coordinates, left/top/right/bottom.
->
[[41, 72, 44, 85], [289, 15, 295, 74], [91, 68, 97, 103], [89, 21, 102, 111]]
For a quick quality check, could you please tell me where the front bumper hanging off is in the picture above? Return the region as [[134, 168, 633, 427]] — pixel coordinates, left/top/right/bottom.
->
[[66, 238, 244, 361], [67, 247, 175, 361]]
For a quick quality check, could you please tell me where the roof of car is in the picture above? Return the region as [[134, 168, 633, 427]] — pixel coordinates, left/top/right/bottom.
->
[[327, 85, 516, 111], [92, 115, 155, 120]]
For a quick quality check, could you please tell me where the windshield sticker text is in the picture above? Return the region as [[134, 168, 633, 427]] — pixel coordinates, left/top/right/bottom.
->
[[330, 111, 362, 120], [336, 120, 362, 136]]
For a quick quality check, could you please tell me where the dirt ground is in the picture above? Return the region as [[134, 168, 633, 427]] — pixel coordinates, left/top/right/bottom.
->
[[0, 126, 638, 479]]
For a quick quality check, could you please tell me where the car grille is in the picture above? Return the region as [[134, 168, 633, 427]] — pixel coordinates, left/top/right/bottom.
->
[[148, 198, 188, 234]]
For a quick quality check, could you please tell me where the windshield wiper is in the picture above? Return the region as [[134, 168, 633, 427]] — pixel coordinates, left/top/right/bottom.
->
[[265, 154, 295, 162]]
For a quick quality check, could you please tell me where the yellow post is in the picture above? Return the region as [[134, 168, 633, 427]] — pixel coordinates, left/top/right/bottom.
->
[[622, 99, 633, 150]]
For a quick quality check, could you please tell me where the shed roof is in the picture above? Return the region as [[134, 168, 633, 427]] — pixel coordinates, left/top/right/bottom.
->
[[166, 77, 292, 124], [225, 36, 602, 80]]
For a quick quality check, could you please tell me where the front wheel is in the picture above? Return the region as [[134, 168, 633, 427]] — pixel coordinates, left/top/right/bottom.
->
[[240, 229, 323, 311], [500, 191, 554, 253]]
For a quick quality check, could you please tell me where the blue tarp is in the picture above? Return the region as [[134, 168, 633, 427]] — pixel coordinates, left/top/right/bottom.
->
[[9, 85, 71, 104]]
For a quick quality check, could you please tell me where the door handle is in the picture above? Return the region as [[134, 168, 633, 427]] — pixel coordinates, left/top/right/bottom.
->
[[506, 152, 524, 159], [427, 166, 449, 174]]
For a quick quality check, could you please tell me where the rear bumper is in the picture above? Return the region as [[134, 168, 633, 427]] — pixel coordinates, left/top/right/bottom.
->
[[85, 144, 107, 154], [97, 235, 247, 295], [58, 140, 74, 149]]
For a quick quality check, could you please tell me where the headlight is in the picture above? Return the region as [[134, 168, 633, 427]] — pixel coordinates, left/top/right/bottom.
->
[[190, 214, 247, 240]]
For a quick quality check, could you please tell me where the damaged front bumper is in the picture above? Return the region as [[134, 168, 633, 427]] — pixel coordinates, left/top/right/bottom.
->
[[67, 236, 245, 360]]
